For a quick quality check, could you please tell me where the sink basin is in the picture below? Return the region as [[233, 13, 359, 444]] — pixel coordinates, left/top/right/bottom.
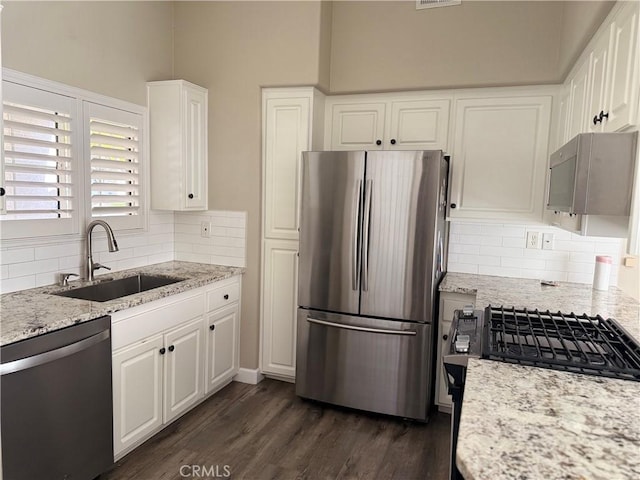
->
[[54, 274, 184, 302]]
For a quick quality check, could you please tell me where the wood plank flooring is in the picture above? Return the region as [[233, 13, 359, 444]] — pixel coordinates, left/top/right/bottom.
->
[[103, 379, 451, 480]]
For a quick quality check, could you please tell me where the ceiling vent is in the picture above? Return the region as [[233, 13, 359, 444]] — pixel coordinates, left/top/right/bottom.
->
[[416, 0, 461, 10]]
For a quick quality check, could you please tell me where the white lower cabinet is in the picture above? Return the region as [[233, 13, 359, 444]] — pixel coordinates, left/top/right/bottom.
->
[[111, 276, 241, 458], [205, 304, 239, 394], [112, 335, 164, 455], [436, 292, 476, 411], [261, 238, 299, 380], [163, 318, 205, 424]]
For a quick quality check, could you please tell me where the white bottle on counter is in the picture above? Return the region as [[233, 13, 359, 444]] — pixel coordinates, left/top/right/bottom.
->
[[593, 255, 612, 291]]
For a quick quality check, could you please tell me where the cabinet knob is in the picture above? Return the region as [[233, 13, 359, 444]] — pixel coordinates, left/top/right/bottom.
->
[[450, 203, 457, 209], [168, 345, 175, 352], [224, 294, 229, 300], [443, 334, 448, 341], [159, 347, 166, 355], [188, 193, 194, 199], [209, 324, 216, 331], [375, 140, 382, 146], [0, 187, 5, 197], [390, 139, 396, 145]]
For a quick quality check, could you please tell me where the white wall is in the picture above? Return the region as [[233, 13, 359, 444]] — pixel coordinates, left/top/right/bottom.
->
[[448, 222, 624, 286]]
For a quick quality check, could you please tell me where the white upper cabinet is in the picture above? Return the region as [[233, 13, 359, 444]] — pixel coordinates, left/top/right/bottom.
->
[[148, 80, 208, 211], [325, 94, 451, 151], [262, 89, 320, 240], [570, 1, 639, 135], [448, 90, 552, 222], [603, 2, 638, 132]]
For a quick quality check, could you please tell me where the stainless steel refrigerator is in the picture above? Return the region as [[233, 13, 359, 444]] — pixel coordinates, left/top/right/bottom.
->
[[296, 150, 449, 421]]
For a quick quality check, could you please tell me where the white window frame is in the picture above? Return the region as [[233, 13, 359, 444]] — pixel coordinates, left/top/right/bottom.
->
[[1, 68, 149, 244]]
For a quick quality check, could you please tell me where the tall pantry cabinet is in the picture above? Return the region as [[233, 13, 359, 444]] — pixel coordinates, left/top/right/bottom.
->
[[260, 88, 325, 380]]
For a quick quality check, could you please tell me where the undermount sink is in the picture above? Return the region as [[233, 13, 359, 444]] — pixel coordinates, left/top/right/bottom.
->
[[54, 274, 184, 302]]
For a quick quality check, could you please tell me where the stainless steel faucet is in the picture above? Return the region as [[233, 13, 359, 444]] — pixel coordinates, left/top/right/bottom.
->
[[86, 220, 119, 281]]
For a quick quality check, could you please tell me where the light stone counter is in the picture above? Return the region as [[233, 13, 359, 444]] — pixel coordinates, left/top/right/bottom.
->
[[457, 359, 640, 480], [0, 261, 244, 346], [440, 272, 640, 341]]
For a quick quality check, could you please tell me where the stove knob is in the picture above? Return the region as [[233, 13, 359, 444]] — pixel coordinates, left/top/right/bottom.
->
[[455, 334, 470, 353]]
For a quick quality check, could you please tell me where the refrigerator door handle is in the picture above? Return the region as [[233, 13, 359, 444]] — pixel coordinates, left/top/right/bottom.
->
[[306, 316, 417, 336], [362, 179, 373, 291], [352, 180, 363, 291]]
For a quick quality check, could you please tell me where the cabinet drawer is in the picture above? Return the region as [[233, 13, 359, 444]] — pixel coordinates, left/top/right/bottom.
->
[[207, 280, 240, 312]]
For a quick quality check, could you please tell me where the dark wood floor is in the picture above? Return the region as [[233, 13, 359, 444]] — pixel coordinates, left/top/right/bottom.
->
[[103, 379, 451, 480]]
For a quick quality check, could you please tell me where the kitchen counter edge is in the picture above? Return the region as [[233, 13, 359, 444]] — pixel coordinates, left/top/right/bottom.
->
[[0, 261, 245, 347]]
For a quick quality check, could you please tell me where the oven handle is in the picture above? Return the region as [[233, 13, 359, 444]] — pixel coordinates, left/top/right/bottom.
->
[[0, 330, 110, 375], [307, 316, 417, 336]]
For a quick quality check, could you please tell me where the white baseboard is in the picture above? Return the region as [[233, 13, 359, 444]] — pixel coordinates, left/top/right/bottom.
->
[[233, 368, 265, 385]]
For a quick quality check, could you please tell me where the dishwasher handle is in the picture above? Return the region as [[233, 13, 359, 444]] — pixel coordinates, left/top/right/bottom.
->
[[0, 329, 110, 376]]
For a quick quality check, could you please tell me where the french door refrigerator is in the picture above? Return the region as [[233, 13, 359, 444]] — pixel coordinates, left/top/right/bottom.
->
[[296, 150, 449, 421]]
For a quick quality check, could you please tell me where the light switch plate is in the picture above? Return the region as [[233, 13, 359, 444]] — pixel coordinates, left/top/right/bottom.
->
[[542, 233, 554, 250]]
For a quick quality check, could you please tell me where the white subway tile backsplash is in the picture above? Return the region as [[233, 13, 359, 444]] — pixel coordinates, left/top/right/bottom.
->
[[0, 209, 253, 294], [448, 222, 624, 286]]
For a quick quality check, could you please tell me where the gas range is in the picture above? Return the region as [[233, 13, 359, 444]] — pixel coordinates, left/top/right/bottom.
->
[[442, 305, 640, 480]]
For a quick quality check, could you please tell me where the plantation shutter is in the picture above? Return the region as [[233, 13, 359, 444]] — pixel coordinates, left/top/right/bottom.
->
[[85, 102, 144, 230], [1, 81, 78, 237]]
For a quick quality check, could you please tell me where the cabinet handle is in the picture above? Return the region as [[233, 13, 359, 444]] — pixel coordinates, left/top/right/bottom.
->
[[390, 139, 396, 145], [450, 203, 457, 209], [375, 140, 382, 146], [443, 334, 448, 341], [600, 111, 609, 121], [0, 187, 5, 197], [188, 193, 194, 199], [224, 294, 229, 300], [593, 114, 601, 125], [168, 345, 175, 352], [209, 325, 216, 331], [159, 347, 166, 355]]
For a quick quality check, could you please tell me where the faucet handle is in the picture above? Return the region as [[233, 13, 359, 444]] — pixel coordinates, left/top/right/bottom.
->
[[59, 272, 79, 287], [93, 263, 112, 272]]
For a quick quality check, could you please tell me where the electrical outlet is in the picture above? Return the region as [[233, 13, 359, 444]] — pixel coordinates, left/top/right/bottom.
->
[[201, 221, 211, 238], [542, 233, 554, 250], [526, 231, 541, 249]]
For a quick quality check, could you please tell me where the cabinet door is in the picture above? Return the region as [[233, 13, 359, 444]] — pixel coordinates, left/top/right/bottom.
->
[[603, 3, 639, 132], [587, 31, 611, 133], [449, 95, 552, 222], [183, 86, 208, 210], [261, 238, 298, 379], [205, 304, 239, 394], [112, 335, 164, 456], [387, 99, 450, 150], [263, 95, 311, 240], [555, 85, 571, 149], [567, 58, 591, 140], [436, 293, 476, 410], [163, 317, 204, 423], [329, 102, 386, 150]]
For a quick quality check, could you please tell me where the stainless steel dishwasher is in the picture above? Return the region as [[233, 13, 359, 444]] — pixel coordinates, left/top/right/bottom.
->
[[1, 315, 113, 480]]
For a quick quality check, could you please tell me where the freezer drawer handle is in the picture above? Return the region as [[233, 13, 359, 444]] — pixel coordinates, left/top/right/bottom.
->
[[0, 329, 110, 376], [306, 317, 417, 336]]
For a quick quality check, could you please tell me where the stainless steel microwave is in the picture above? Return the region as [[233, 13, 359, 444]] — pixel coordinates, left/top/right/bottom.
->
[[547, 132, 638, 215]]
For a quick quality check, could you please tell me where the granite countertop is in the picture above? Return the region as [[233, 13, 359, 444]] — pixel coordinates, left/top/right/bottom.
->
[[0, 261, 244, 346], [440, 272, 640, 341], [441, 273, 640, 479], [457, 359, 640, 480]]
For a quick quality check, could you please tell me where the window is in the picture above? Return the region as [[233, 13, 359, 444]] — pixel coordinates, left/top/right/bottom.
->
[[85, 102, 143, 230], [1, 81, 79, 238], [1, 71, 147, 240]]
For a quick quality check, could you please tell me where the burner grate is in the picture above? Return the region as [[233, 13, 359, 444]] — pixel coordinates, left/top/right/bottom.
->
[[482, 306, 640, 381]]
